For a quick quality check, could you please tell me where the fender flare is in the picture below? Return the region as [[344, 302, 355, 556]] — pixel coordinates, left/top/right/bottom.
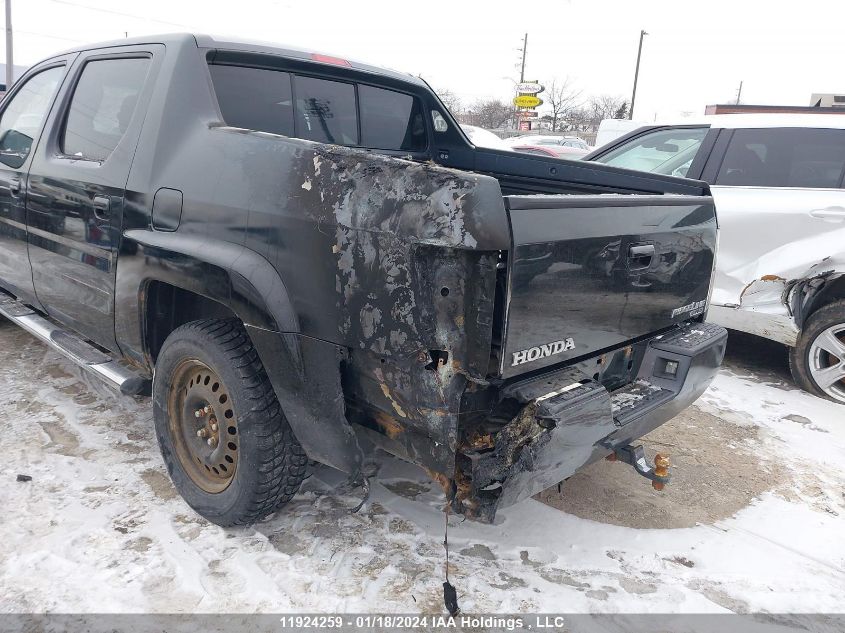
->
[[117, 229, 363, 475], [121, 229, 297, 337]]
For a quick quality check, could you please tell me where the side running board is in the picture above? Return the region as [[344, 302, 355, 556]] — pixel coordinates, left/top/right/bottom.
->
[[0, 293, 149, 396]]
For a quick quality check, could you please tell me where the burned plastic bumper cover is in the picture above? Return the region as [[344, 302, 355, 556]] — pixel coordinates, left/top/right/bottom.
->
[[454, 323, 728, 522]]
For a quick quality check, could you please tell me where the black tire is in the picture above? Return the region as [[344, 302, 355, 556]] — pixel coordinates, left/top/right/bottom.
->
[[152, 318, 307, 526], [789, 299, 845, 404]]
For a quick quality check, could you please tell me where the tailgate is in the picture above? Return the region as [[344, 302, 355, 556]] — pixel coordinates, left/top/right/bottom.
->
[[500, 194, 717, 378]]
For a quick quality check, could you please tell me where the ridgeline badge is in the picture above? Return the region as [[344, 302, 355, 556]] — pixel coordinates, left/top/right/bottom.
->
[[670, 299, 706, 319], [512, 338, 575, 366]]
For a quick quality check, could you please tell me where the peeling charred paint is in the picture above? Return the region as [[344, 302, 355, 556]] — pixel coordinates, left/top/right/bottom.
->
[[264, 144, 508, 477]]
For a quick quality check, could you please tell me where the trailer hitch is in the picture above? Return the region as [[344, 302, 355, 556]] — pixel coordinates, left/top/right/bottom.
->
[[607, 445, 671, 490]]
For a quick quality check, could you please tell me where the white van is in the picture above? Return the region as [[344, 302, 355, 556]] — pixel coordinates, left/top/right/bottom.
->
[[594, 118, 649, 150]]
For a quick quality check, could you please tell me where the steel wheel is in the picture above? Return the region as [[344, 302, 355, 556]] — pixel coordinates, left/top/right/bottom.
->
[[808, 324, 845, 403], [167, 359, 239, 493]]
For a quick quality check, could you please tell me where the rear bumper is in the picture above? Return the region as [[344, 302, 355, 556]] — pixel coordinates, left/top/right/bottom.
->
[[456, 323, 728, 521]]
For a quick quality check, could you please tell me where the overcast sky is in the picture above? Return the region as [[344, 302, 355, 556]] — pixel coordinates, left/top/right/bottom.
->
[[3, 0, 844, 122]]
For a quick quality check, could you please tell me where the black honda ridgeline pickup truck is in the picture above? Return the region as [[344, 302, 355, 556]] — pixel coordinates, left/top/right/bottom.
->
[[0, 34, 726, 524]]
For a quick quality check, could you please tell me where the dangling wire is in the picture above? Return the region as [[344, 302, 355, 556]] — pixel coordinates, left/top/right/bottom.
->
[[442, 495, 460, 616], [349, 474, 370, 514]]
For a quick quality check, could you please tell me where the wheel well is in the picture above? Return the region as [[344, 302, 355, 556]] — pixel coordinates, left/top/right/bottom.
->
[[810, 274, 845, 316], [144, 281, 238, 363]]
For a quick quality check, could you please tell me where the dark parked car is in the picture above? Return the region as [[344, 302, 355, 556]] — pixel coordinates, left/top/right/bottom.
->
[[0, 33, 725, 525]]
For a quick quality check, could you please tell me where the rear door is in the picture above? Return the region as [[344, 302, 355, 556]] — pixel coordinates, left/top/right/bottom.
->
[[702, 127, 845, 308], [26, 45, 160, 350], [0, 60, 70, 303], [501, 194, 717, 378]]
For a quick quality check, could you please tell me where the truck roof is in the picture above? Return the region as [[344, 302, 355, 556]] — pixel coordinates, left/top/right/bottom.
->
[[46, 32, 426, 87]]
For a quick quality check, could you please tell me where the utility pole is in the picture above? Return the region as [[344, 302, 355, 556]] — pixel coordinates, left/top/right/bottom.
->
[[4, 0, 12, 92], [513, 33, 528, 131], [735, 80, 743, 105], [629, 29, 647, 120], [518, 33, 528, 82]]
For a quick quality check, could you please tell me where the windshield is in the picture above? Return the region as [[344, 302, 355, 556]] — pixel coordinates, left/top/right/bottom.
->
[[594, 127, 708, 177]]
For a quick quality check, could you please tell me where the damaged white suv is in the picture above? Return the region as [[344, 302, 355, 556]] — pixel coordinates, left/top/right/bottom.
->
[[586, 114, 845, 403]]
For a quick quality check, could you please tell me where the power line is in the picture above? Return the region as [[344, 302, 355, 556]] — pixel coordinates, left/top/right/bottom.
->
[[16, 29, 87, 44], [46, 0, 195, 29]]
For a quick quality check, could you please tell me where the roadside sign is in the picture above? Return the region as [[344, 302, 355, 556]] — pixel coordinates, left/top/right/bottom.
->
[[516, 82, 544, 94], [513, 95, 543, 108], [517, 110, 539, 119]]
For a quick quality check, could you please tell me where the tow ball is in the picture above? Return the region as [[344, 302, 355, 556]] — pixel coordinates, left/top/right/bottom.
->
[[607, 445, 671, 490]]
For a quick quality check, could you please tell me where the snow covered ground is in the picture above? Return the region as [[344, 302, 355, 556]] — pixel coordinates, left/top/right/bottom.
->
[[1, 323, 844, 614]]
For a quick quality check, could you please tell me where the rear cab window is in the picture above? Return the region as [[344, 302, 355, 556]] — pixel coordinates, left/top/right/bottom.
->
[[359, 84, 426, 152], [208, 61, 428, 153], [293, 75, 357, 145], [208, 65, 294, 136], [715, 128, 845, 188]]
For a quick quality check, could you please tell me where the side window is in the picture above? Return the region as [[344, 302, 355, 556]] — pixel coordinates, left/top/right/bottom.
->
[[209, 65, 294, 136], [0, 65, 65, 168], [359, 85, 426, 151], [716, 128, 845, 188], [62, 57, 150, 162], [431, 110, 448, 133], [293, 75, 357, 145], [596, 127, 708, 176]]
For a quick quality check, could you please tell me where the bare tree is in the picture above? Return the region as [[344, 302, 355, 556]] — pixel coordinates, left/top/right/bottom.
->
[[464, 99, 513, 130], [562, 106, 593, 133], [589, 95, 627, 128], [543, 77, 581, 132], [436, 89, 463, 116]]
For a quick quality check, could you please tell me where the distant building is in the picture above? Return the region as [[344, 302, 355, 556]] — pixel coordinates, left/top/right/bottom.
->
[[809, 93, 845, 108], [705, 103, 845, 116]]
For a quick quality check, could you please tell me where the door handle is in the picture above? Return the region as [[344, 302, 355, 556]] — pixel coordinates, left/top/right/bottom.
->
[[8, 176, 20, 197], [628, 243, 655, 270], [92, 195, 110, 221], [810, 206, 845, 222]]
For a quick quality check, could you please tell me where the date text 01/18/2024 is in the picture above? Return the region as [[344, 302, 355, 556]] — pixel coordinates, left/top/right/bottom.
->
[[276, 615, 567, 629]]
